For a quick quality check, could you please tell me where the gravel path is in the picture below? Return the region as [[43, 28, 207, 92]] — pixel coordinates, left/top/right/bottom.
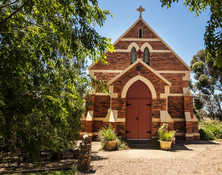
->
[[1, 141, 221, 174], [90, 142, 222, 175]]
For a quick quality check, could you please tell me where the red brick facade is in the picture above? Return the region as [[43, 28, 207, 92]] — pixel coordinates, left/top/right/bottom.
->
[[81, 17, 199, 142]]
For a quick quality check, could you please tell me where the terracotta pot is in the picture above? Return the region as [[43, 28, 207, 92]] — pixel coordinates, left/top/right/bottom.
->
[[105, 141, 117, 151], [160, 140, 172, 150]]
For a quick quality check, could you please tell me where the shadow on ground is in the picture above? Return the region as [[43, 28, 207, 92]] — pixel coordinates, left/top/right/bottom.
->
[[91, 151, 107, 161], [170, 140, 220, 152]]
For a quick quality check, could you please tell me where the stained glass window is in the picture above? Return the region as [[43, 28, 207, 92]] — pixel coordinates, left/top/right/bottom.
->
[[143, 47, 150, 65], [131, 47, 137, 64]]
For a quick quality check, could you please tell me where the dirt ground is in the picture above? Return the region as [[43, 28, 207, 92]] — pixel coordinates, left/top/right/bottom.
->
[[89, 140, 222, 175], [1, 140, 222, 175]]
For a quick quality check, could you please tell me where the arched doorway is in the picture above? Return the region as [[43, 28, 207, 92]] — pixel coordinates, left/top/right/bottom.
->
[[126, 80, 152, 140]]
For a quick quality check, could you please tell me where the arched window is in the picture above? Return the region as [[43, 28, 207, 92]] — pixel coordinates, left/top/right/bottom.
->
[[143, 47, 150, 65], [131, 47, 137, 64]]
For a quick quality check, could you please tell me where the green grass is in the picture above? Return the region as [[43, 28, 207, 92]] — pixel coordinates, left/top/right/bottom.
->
[[199, 120, 222, 140]]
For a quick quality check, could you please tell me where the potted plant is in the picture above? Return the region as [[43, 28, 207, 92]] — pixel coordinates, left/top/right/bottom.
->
[[98, 124, 117, 151], [158, 123, 176, 150]]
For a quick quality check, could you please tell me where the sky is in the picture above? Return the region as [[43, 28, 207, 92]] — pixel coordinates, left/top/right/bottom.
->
[[87, 0, 210, 71]]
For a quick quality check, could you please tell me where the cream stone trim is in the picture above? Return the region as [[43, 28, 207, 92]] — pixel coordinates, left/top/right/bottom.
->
[[140, 42, 153, 52], [103, 109, 118, 122], [127, 42, 140, 51], [157, 71, 190, 81], [86, 111, 93, 121], [88, 18, 191, 71], [121, 75, 157, 99], [95, 92, 108, 96], [93, 118, 104, 121], [173, 118, 185, 122], [112, 18, 142, 47], [193, 133, 200, 136], [88, 117, 125, 122], [108, 58, 171, 86], [89, 70, 123, 76], [175, 132, 185, 136], [160, 86, 170, 98], [117, 118, 125, 122], [109, 85, 113, 93], [192, 114, 198, 122], [81, 113, 86, 121], [79, 132, 99, 136], [183, 72, 190, 81], [115, 41, 171, 53], [114, 49, 171, 53], [109, 85, 118, 98], [111, 93, 118, 98], [121, 38, 160, 41], [152, 118, 160, 122], [185, 112, 191, 122], [183, 87, 192, 96], [152, 50, 171, 53], [185, 133, 193, 137], [168, 94, 184, 96], [160, 111, 174, 123]]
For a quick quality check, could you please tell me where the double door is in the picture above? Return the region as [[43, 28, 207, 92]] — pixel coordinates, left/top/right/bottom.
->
[[126, 98, 152, 140]]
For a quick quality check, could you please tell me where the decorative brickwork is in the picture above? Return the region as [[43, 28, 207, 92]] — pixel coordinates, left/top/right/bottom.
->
[[160, 73, 186, 93], [94, 96, 110, 118], [122, 20, 157, 38], [184, 96, 193, 118], [95, 72, 119, 81], [168, 96, 184, 118]]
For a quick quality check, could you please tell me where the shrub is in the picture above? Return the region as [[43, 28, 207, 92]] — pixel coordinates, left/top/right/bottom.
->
[[116, 136, 130, 150], [199, 120, 222, 140]]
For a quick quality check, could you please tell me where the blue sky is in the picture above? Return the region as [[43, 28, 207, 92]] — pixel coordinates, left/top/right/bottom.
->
[[88, 0, 210, 69]]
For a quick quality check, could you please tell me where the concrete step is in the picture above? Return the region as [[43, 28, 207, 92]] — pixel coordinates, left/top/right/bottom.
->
[[127, 140, 149, 149]]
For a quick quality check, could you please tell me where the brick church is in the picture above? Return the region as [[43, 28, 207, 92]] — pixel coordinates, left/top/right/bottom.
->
[[80, 6, 200, 142]]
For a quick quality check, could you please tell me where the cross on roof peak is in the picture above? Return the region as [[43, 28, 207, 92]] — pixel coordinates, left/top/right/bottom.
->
[[137, 6, 145, 19]]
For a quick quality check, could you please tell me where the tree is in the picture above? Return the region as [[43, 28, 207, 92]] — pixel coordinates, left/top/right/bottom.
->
[[160, 0, 222, 67], [0, 0, 113, 160], [191, 49, 222, 120]]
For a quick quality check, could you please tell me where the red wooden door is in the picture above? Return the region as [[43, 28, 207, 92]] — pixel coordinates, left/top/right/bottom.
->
[[126, 80, 152, 140], [126, 99, 138, 139], [138, 98, 152, 139]]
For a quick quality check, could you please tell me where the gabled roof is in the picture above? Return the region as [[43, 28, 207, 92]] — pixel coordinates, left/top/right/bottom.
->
[[107, 58, 171, 86], [89, 18, 191, 71]]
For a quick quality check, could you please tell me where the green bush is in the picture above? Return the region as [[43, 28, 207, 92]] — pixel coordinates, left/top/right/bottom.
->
[[199, 120, 222, 140], [116, 136, 130, 150]]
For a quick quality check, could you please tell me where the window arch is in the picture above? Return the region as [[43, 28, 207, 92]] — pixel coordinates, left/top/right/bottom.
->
[[143, 47, 150, 65], [131, 47, 137, 64]]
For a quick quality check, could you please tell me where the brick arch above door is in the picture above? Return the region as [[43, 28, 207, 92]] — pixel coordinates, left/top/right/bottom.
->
[[121, 75, 157, 99]]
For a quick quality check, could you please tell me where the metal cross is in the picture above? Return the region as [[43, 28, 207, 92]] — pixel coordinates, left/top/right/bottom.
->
[[137, 6, 145, 19], [136, 49, 143, 58]]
